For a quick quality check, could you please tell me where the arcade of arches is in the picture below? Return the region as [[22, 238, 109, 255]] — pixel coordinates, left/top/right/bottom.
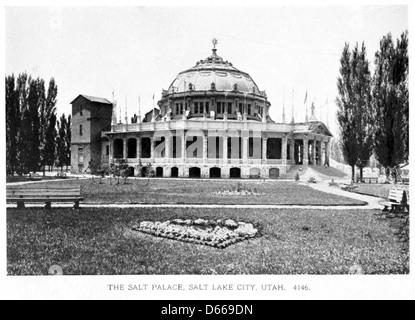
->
[[107, 130, 330, 179]]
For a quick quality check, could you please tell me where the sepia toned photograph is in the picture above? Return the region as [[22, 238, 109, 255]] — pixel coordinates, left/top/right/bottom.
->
[[4, 2, 409, 285]]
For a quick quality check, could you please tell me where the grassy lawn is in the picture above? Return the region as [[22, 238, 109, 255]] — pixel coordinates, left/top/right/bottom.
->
[[21, 178, 366, 206], [7, 207, 408, 275], [354, 183, 409, 199]]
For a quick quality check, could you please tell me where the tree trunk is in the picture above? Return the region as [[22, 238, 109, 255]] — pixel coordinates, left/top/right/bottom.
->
[[360, 167, 363, 183], [351, 165, 355, 183]]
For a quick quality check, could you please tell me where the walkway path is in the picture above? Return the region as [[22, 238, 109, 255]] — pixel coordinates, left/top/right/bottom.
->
[[6, 203, 378, 210], [6, 177, 83, 186], [304, 182, 384, 210], [6, 175, 385, 210]]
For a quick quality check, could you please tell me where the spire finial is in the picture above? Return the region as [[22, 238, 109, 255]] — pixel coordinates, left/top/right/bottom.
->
[[212, 38, 219, 49]]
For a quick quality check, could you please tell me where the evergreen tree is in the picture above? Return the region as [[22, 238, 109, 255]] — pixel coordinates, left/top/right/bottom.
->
[[40, 78, 58, 172], [56, 114, 67, 171], [18, 74, 33, 174], [26, 77, 44, 173], [336, 42, 374, 182], [5, 74, 20, 175], [65, 114, 72, 170], [372, 31, 409, 172], [44, 112, 57, 170], [336, 44, 358, 181], [354, 43, 374, 180]]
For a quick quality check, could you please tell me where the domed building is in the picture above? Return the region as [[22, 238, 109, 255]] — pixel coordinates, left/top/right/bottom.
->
[[70, 41, 333, 179]]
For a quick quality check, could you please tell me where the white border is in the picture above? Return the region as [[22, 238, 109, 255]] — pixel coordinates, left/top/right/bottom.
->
[[1, 0, 414, 300]]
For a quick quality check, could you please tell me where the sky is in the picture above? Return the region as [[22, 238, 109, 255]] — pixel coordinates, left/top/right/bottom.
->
[[5, 4, 408, 136]]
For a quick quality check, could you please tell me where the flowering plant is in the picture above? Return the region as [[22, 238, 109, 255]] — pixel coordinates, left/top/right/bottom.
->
[[132, 218, 259, 249]]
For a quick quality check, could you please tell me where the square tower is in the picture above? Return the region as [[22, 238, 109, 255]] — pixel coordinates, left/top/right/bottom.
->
[[70, 94, 113, 174]]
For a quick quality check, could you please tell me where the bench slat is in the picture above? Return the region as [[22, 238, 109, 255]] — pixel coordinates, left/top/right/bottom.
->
[[7, 190, 80, 192], [7, 197, 83, 202], [7, 191, 81, 195], [6, 187, 81, 191], [7, 196, 82, 200]]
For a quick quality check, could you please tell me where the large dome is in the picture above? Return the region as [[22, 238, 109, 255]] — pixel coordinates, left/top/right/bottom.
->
[[167, 48, 262, 95]]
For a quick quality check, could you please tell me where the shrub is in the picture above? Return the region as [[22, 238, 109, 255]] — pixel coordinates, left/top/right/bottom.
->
[[147, 163, 155, 178], [136, 161, 143, 178], [308, 177, 316, 183], [329, 179, 338, 187], [217, 182, 260, 195], [295, 172, 300, 182]]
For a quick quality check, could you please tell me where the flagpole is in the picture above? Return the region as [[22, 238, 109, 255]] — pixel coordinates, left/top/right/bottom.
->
[[125, 96, 128, 125], [118, 93, 122, 124], [138, 96, 141, 123], [282, 86, 286, 123], [291, 88, 295, 124], [111, 90, 115, 127], [152, 93, 155, 122]]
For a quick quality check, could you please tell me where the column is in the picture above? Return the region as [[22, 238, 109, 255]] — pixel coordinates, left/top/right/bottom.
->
[[223, 135, 228, 164], [109, 137, 114, 164], [290, 140, 295, 162], [123, 138, 128, 160], [210, 98, 215, 119], [282, 136, 287, 165], [165, 136, 172, 163], [203, 132, 208, 163], [325, 141, 330, 166], [262, 137, 268, 162], [242, 136, 249, 164], [312, 140, 316, 165], [181, 131, 186, 161], [318, 140, 323, 165], [223, 104, 228, 121], [150, 136, 154, 159], [203, 102, 207, 120], [303, 138, 309, 165], [166, 101, 172, 121], [235, 99, 241, 120], [136, 137, 142, 159]]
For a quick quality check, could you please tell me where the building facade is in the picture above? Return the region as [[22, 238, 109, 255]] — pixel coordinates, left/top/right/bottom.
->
[[71, 45, 332, 178], [70, 95, 112, 174]]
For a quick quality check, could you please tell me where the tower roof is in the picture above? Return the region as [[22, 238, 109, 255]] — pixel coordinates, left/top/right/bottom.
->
[[71, 94, 112, 105]]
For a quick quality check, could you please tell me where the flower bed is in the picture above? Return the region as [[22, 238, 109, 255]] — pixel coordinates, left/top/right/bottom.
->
[[132, 218, 260, 249], [213, 182, 264, 197]]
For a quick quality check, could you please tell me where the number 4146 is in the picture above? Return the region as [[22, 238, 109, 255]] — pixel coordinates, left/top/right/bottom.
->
[[293, 285, 310, 291]]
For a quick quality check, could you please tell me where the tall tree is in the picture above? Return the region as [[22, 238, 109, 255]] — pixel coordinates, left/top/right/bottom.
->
[[56, 114, 67, 171], [25, 77, 44, 173], [372, 31, 409, 174], [5, 74, 20, 175], [336, 44, 358, 181], [336, 42, 373, 182], [65, 114, 72, 170], [44, 112, 57, 170], [40, 78, 58, 173], [353, 43, 374, 180], [6, 73, 60, 175], [17, 74, 33, 174]]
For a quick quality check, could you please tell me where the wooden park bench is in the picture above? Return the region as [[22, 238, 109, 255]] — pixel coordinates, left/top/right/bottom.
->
[[381, 189, 409, 214], [7, 185, 83, 209]]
